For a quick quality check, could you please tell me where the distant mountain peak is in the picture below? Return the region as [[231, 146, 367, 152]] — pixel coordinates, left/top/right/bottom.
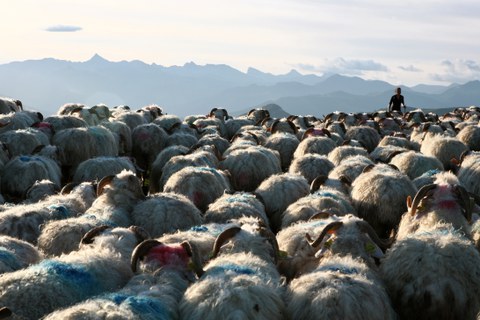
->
[[86, 54, 109, 64]]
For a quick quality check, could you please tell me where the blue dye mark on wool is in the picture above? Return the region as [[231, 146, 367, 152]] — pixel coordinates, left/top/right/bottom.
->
[[312, 190, 339, 200], [190, 225, 209, 232], [225, 193, 255, 204], [208, 264, 256, 277], [107, 293, 172, 319], [0, 247, 21, 271], [421, 169, 441, 177], [19, 156, 31, 162], [34, 260, 100, 295], [48, 205, 70, 219], [317, 265, 359, 275]]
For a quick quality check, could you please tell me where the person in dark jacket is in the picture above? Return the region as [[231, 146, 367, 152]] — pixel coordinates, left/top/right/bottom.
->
[[388, 87, 405, 113]]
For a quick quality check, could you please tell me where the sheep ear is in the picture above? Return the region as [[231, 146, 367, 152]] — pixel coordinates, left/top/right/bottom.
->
[[181, 241, 205, 278], [406, 195, 412, 210], [97, 175, 115, 197], [362, 164, 375, 173]]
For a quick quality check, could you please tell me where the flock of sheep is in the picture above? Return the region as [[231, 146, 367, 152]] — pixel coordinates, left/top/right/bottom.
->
[[0, 95, 479, 319]]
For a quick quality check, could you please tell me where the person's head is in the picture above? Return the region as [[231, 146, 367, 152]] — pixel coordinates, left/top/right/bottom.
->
[[395, 87, 401, 95]]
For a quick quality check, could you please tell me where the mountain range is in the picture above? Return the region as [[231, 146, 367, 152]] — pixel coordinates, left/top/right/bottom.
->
[[1, 54, 478, 118]]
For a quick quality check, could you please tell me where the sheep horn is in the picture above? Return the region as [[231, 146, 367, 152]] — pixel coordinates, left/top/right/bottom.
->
[[211, 226, 242, 258], [80, 225, 111, 245], [270, 119, 280, 134], [410, 184, 437, 216], [60, 182, 79, 195], [97, 175, 115, 197], [131, 239, 163, 272], [308, 212, 334, 221], [181, 241, 205, 278], [356, 220, 393, 251], [306, 221, 344, 248], [310, 175, 328, 193], [454, 184, 473, 222], [0, 307, 11, 319], [258, 226, 280, 264], [287, 120, 299, 134], [129, 226, 150, 244]]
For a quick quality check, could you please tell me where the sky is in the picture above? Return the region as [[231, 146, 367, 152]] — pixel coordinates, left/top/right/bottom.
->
[[2, 0, 480, 86]]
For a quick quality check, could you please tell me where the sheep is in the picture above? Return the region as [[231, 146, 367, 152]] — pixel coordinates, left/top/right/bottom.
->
[[246, 108, 270, 125], [0, 182, 96, 244], [43, 239, 201, 320], [350, 163, 417, 237], [389, 150, 444, 180], [132, 192, 204, 238], [100, 120, 133, 156], [193, 117, 228, 138], [1, 155, 61, 203], [165, 131, 199, 149], [52, 126, 118, 181], [328, 154, 374, 183], [38, 170, 145, 256], [327, 145, 370, 166], [131, 123, 168, 172], [293, 136, 337, 159], [457, 152, 480, 200], [254, 173, 310, 231], [224, 117, 254, 140], [0, 225, 148, 319], [380, 173, 480, 320], [57, 103, 87, 116], [24, 179, 60, 203], [0, 111, 41, 135], [377, 134, 412, 149], [0, 97, 22, 114], [204, 191, 268, 225], [420, 133, 468, 171], [0, 235, 42, 274], [69, 104, 111, 126], [110, 109, 148, 131], [412, 168, 443, 190], [344, 125, 381, 153], [284, 215, 396, 320], [219, 145, 282, 192], [0, 127, 49, 157], [179, 216, 286, 320], [369, 145, 407, 163], [72, 156, 137, 184], [43, 115, 88, 132], [280, 187, 356, 229], [289, 153, 334, 184], [153, 148, 219, 194], [194, 133, 231, 155], [264, 132, 300, 171], [163, 166, 231, 212]]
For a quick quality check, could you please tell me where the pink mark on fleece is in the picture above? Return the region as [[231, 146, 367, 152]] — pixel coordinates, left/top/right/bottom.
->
[[434, 185, 459, 210], [146, 244, 189, 268]]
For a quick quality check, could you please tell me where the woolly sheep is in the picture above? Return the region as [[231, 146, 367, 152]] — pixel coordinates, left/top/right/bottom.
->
[[344, 125, 381, 153], [111, 110, 148, 131], [43, 115, 88, 132], [72, 156, 136, 184], [255, 173, 310, 231], [224, 117, 254, 140], [264, 132, 300, 171], [163, 166, 231, 212], [377, 135, 412, 149], [131, 123, 168, 171], [24, 179, 60, 203], [327, 145, 369, 166], [193, 117, 228, 138], [0, 97, 22, 114], [195, 133, 231, 155], [457, 152, 480, 200], [420, 133, 468, 171], [0, 226, 148, 319], [152, 114, 182, 131], [101, 120, 133, 156], [38, 170, 145, 256], [350, 163, 417, 237], [1, 155, 61, 203], [369, 145, 407, 163], [179, 217, 286, 319], [165, 131, 198, 149], [132, 192, 204, 238], [0, 235, 42, 274], [284, 216, 396, 320], [289, 153, 334, 184], [389, 150, 444, 180], [293, 136, 336, 159], [220, 145, 281, 192], [381, 177, 480, 319], [204, 191, 268, 225], [153, 149, 219, 194], [43, 239, 200, 320], [457, 124, 480, 151], [280, 187, 356, 229], [328, 155, 374, 183], [0, 128, 49, 157]]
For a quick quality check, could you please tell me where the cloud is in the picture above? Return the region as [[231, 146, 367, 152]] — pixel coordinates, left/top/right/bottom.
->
[[45, 25, 83, 32], [398, 65, 422, 72], [294, 58, 388, 76], [431, 59, 480, 83]]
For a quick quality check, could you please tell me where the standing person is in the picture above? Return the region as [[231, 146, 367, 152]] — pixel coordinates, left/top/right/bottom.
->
[[388, 87, 405, 113]]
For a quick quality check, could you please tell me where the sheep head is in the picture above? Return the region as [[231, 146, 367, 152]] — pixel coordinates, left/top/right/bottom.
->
[[407, 183, 473, 222], [131, 239, 204, 278]]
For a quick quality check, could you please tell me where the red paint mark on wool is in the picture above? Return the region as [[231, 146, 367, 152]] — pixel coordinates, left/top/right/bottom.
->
[[193, 191, 203, 207], [146, 245, 190, 267], [438, 200, 458, 210]]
